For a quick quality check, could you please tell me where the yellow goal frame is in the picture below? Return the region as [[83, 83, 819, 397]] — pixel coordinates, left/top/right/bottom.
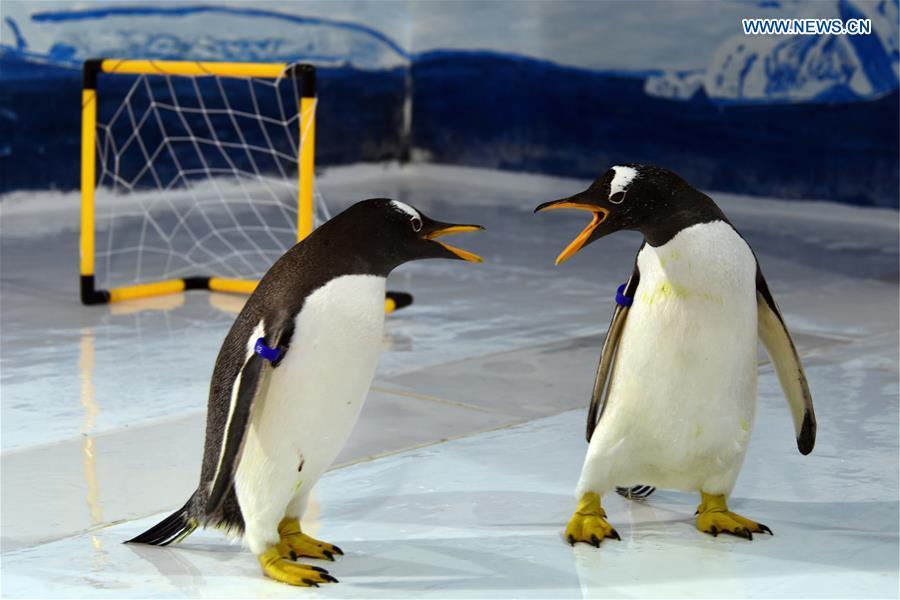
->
[[79, 58, 318, 305]]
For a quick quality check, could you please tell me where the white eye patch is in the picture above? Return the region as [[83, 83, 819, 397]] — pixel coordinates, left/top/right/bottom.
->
[[390, 200, 421, 221], [609, 166, 638, 201]]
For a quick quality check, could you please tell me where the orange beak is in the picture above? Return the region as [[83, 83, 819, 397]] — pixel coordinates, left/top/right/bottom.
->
[[424, 224, 485, 263], [534, 202, 609, 265]]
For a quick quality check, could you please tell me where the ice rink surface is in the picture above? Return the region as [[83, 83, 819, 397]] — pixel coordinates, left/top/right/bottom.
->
[[2, 165, 898, 598]]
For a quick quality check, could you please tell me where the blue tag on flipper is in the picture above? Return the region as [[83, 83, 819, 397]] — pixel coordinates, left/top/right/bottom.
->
[[615, 283, 633, 307], [254, 338, 283, 363]]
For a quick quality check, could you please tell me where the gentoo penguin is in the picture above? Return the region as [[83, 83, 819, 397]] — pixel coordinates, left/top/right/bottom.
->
[[535, 164, 815, 544], [127, 199, 483, 585]]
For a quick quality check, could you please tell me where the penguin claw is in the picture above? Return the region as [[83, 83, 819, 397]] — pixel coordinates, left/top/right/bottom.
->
[[695, 496, 772, 540], [277, 529, 345, 561], [258, 548, 338, 586], [564, 494, 620, 547]]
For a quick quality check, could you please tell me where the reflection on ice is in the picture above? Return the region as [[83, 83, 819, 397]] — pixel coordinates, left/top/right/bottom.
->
[[1, 165, 897, 597], [79, 330, 104, 526]]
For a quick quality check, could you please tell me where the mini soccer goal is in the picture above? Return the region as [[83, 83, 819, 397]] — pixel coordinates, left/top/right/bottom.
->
[[79, 58, 411, 312]]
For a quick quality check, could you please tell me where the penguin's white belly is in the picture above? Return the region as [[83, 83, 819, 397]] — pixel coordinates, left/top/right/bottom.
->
[[598, 222, 758, 491], [235, 275, 386, 513]]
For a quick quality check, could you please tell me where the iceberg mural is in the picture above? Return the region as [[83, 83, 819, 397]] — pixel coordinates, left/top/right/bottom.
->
[[645, 0, 898, 103]]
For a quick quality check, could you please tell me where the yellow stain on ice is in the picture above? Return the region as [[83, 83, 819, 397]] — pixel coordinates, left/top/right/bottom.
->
[[740, 417, 750, 432], [89, 534, 110, 571]]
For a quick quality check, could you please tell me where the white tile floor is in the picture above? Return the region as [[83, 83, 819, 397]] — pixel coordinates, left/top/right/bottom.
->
[[2, 165, 898, 598]]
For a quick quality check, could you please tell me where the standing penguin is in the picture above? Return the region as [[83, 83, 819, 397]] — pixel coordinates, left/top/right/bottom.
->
[[127, 199, 483, 585], [535, 165, 815, 544]]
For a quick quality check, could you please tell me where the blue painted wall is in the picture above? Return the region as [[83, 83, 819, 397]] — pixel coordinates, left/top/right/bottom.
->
[[0, 56, 408, 192], [412, 51, 898, 207], [1, 1, 897, 207]]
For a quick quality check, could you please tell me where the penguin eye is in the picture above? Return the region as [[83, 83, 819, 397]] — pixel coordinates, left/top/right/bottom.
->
[[410, 216, 423, 232], [609, 191, 626, 204]]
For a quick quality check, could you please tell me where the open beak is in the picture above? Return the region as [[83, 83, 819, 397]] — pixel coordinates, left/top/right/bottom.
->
[[424, 223, 485, 263], [534, 200, 609, 265]]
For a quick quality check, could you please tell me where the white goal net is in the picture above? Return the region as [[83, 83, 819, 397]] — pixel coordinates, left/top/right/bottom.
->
[[90, 65, 329, 290]]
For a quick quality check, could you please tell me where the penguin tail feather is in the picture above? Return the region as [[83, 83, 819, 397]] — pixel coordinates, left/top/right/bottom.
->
[[125, 493, 199, 546]]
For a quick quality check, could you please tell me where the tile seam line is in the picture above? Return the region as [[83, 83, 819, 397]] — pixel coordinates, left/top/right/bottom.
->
[[382, 325, 848, 379], [0, 409, 208, 457], [327, 413, 538, 470], [381, 330, 607, 377], [369, 384, 506, 415], [0, 326, 859, 455], [2, 413, 543, 550], [0, 379, 507, 457]]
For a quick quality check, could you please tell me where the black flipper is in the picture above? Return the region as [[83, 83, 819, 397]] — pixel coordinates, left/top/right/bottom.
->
[[126, 494, 198, 546], [756, 267, 816, 454], [206, 315, 295, 515], [587, 258, 641, 443], [206, 353, 268, 515]]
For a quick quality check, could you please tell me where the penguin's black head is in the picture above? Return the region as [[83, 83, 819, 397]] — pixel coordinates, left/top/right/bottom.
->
[[320, 198, 484, 273], [534, 164, 721, 263]]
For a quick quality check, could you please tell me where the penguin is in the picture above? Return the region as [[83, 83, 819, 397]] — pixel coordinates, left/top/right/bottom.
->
[[127, 198, 484, 586], [535, 164, 815, 544]]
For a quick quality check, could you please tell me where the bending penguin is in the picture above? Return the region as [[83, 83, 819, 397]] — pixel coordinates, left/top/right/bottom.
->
[[127, 199, 484, 585], [535, 164, 815, 544]]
